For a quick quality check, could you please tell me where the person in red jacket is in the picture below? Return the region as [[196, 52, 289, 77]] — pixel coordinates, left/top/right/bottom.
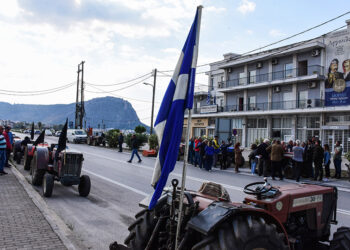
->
[[3, 126, 12, 168], [194, 137, 202, 167]]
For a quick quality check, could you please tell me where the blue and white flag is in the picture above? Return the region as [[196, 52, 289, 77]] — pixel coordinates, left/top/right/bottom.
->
[[149, 6, 202, 209], [206, 91, 211, 105]]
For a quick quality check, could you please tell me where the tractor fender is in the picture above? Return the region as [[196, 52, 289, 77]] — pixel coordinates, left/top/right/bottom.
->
[[187, 201, 290, 249], [27, 145, 35, 157], [34, 147, 49, 170]]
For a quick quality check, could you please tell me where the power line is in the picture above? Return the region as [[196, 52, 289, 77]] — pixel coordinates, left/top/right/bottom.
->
[[158, 11, 350, 73], [0, 82, 76, 96], [86, 72, 152, 87], [0, 82, 75, 94]]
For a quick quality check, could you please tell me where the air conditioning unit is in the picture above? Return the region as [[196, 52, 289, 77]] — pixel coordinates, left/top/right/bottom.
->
[[308, 82, 317, 88], [273, 86, 281, 93], [256, 62, 263, 69], [311, 49, 320, 57], [228, 68, 232, 73], [272, 58, 279, 65]]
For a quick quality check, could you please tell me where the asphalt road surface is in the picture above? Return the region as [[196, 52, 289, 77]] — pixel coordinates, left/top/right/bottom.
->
[[15, 133, 350, 249]]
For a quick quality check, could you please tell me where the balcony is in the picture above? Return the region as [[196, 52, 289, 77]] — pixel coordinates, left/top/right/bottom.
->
[[191, 99, 325, 115], [218, 65, 324, 89]]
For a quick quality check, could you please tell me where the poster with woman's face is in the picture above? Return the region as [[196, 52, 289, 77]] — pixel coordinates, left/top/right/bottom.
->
[[325, 29, 350, 106]]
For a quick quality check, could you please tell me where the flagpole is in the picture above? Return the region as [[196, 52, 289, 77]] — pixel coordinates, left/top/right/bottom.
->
[[175, 5, 202, 249]]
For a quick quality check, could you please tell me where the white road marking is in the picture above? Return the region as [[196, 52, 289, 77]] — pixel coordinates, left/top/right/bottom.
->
[[83, 169, 148, 197], [83, 151, 350, 216]]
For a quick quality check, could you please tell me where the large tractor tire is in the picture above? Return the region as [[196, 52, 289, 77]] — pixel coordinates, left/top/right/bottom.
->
[[31, 150, 48, 186], [330, 227, 350, 250], [16, 152, 22, 164], [192, 215, 289, 250], [78, 175, 91, 197], [124, 209, 158, 250], [42, 174, 54, 197]]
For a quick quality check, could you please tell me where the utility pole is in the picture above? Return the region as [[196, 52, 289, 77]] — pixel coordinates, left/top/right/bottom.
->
[[150, 68, 157, 135], [75, 61, 85, 129]]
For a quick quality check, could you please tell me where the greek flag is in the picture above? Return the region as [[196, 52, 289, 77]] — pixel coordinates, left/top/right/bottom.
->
[[149, 6, 202, 209], [206, 91, 211, 105]]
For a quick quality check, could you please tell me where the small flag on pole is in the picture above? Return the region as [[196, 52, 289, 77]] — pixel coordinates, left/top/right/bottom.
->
[[149, 6, 202, 209]]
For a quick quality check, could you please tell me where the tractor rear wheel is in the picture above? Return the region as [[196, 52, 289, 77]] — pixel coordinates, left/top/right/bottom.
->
[[23, 148, 32, 170], [78, 175, 91, 197], [32, 169, 45, 186], [16, 152, 22, 164], [192, 215, 288, 250], [42, 174, 54, 197], [330, 227, 350, 250]]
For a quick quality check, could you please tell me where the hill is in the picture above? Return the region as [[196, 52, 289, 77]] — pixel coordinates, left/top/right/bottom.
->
[[0, 96, 148, 130]]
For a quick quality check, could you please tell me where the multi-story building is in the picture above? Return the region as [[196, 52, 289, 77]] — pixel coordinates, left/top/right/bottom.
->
[[188, 20, 350, 153]]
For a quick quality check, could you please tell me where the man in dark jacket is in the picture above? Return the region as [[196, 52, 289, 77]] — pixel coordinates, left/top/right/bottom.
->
[[118, 132, 124, 152], [127, 135, 141, 163], [198, 140, 207, 169], [313, 140, 324, 181], [304, 140, 314, 178], [257, 139, 269, 177], [219, 140, 232, 170]]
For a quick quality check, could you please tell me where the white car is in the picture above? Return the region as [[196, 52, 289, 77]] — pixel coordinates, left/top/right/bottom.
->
[[67, 129, 87, 144], [45, 129, 53, 136]]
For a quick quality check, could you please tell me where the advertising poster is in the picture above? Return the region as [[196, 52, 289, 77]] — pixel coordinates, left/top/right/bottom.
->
[[325, 29, 350, 106]]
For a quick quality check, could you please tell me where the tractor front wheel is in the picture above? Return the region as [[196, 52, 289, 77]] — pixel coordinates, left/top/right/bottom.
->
[[32, 169, 45, 186], [330, 227, 350, 250], [16, 152, 22, 164], [192, 215, 288, 250], [78, 175, 91, 197], [24, 153, 32, 170], [42, 174, 54, 197]]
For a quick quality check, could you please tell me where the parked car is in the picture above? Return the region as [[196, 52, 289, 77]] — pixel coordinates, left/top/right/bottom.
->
[[67, 129, 87, 144], [45, 129, 53, 136], [55, 131, 61, 137], [35, 130, 41, 134]]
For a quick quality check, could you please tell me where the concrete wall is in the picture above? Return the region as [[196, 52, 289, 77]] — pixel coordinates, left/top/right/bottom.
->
[[297, 82, 321, 99], [226, 91, 244, 106]]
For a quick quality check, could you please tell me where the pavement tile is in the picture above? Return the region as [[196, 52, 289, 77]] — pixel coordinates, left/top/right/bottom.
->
[[0, 170, 67, 249]]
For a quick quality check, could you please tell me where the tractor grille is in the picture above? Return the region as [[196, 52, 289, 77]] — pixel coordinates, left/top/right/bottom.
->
[[61, 153, 83, 177], [322, 192, 335, 224]]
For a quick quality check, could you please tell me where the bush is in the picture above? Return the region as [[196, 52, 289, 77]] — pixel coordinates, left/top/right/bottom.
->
[[135, 125, 146, 134], [126, 133, 148, 149], [105, 129, 120, 148], [149, 134, 158, 150]]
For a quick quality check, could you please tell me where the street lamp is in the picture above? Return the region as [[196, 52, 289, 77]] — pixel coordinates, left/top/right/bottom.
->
[[143, 82, 156, 135]]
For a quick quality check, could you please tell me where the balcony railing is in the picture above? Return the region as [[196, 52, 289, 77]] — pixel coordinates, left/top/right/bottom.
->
[[191, 99, 325, 114], [219, 65, 324, 88]]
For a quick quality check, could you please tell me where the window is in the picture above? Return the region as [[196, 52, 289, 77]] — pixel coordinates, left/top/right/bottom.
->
[[239, 72, 246, 85], [248, 96, 256, 110], [283, 92, 294, 109], [232, 118, 243, 129], [258, 119, 267, 128], [249, 70, 256, 84], [298, 90, 308, 108], [196, 102, 201, 109], [285, 63, 293, 78]]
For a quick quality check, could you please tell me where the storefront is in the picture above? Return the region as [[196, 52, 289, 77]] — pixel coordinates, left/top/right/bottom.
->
[[183, 118, 215, 139]]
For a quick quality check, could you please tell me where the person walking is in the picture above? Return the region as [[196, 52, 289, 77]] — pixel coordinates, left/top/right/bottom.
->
[[323, 144, 331, 181], [219, 140, 232, 170], [293, 140, 304, 182], [205, 141, 214, 171], [234, 142, 244, 173], [199, 139, 207, 169], [3, 126, 12, 168], [0, 126, 7, 175], [313, 140, 324, 181], [118, 132, 124, 152], [212, 135, 220, 168], [188, 138, 195, 165], [127, 135, 142, 163], [304, 140, 314, 178], [257, 139, 269, 176], [194, 137, 201, 167], [333, 140, 343, 179], [268, 140, 284, 180]]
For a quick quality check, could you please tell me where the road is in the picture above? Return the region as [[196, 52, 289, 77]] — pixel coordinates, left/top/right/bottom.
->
[[15, 133, 350, 249]]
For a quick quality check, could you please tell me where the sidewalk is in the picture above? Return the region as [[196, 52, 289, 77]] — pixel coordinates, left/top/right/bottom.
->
[[0, 168, 67, 250]]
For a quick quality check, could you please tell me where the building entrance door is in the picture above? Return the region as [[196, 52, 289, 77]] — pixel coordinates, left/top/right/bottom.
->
[[323, 129, 349, 153]]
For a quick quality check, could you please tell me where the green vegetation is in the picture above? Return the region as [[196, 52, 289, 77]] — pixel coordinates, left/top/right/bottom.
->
[[148, 134, 158, 150], [105, 129, 120, 148]]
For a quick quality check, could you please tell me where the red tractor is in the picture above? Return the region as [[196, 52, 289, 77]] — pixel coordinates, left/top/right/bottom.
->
[[114, 178, 350, 250]]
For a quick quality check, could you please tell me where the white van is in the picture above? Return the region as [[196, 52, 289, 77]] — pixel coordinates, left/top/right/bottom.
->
[[67, 129, 87, 144], [45, 129, 53, 136]]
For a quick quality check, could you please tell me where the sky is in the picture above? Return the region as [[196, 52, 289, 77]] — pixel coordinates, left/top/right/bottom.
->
[[0, 0, 350, 126]]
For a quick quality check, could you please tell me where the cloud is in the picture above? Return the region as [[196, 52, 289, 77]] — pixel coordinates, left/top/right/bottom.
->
[[0, 0, 21, 17], [269, 29, 285, 37], [245, 29, 253, 35], [237, 0, 256, 14], [206, 6, 226, 13]]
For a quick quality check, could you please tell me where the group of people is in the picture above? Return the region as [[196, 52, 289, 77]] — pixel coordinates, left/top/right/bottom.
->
[[0, 125, 13, 175], [249, 137, 343, 182], [188, 136, 244, 173]]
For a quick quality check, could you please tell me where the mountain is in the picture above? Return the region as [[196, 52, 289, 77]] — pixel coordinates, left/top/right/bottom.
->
[[0, 96, 149, 130]]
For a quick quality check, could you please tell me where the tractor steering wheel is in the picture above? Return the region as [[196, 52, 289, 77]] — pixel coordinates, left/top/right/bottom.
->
[[243, 180, 272, 196]]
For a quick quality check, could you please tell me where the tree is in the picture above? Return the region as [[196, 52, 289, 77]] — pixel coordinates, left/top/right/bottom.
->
[[38, 122, 42, 130], [148, 134, 158, 150], [126, 133, 148, 150], [105, 129, 120, 148], [134, 125, 146, 134]]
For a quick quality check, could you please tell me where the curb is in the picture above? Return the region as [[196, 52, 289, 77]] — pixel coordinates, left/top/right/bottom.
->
[[10, 163, 78, 250]]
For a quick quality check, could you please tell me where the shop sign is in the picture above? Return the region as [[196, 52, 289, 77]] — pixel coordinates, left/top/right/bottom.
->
[[325, 30, 350, 106], [193, 119, 208, 127], [321, 125, 350, 130], [200, 105, 218, 114]]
